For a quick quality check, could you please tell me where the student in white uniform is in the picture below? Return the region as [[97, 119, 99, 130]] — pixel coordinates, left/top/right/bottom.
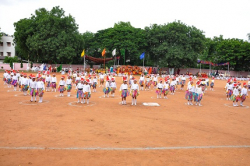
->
[[66, 76, 72, 97], [210, 77, 215, 91], [99, 73, 105, 87], [83, 79, 91, 104], [232, 84, 240, 107], [29, 76, 37, 102], [170, 77, 177, 95], [3, 70, 8, 85], [58, 76, 66, 96], [76, 79, 84, 103], [120, 80, 129, 105], [92, 75, 98, 92], [36, 77, 45, 103], [186, 80, 195, 105], [21, 74, 29, 95], [110, 78, 117, 97], [130, 79, 139, 105], [139, 74, 145, 90], [156, 79, 163, 98], [103, 78, 111, 98], [163, 79, 169, 99], [45, 73, 51, 91], [194, 82, 203, 106], [12, 72, 18, 91], [240, 83, 248, 106], [51, 74, 57, 92]]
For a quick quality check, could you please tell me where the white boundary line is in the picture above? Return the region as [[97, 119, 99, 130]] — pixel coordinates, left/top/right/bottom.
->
[[0, 145, 249, 150], [68, 101, 96, 107], [54, 95, 75, 98], [99, 96, 120, 99], [19, 100, 50, 106], [224, 103, 249, 109]]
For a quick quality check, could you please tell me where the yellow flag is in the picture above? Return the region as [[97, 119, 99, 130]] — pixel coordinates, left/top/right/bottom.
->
[[81, 50, 85, 57]]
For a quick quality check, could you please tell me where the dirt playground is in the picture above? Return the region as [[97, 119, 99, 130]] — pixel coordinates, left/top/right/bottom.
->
[[0, 72, 250, 166]]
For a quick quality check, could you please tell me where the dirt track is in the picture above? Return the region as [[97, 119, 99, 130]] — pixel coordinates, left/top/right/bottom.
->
[[0, 72, 250, 166]]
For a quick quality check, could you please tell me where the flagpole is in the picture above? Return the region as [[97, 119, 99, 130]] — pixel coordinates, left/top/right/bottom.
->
[[84, 55, 85, 73], [104, 55, 105, 73], [143, 57, 144, 74]]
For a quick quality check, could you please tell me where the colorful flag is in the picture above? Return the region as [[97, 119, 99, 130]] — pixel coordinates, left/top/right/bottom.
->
[[57, 64, 62, 72], [49, 66, 52, 72], [102, 48, 106, 57], [140, 52, 145, 59], [81, 50, 85, 57], [112, 49, 116, 56], [43, 64, 46, 70]]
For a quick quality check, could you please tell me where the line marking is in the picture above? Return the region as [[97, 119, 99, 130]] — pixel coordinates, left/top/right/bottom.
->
[[0, 145, 249, 150]]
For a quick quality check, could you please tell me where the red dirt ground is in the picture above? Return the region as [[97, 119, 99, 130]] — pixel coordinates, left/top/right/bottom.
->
[[0, 72, 250, 166]]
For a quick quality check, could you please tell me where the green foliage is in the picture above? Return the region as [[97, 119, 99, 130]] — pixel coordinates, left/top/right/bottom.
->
[[0, 27, 2, 40], [14, 6, 83, 64], [30, 62, 33, 68], [20, 61, 23, 68], [145, 21, 206, 68], [3, 56, 19, 63]]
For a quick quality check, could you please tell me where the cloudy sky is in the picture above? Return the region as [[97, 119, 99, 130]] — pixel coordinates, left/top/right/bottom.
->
[[0, 0, 249, 41]]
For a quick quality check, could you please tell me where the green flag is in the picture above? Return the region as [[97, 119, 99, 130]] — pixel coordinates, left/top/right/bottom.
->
[[120, 49, 125, 56], [57, 64, 62, 72]]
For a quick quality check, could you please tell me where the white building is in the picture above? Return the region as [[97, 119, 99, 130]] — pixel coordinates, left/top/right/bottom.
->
[[0, 34, 15, 58]]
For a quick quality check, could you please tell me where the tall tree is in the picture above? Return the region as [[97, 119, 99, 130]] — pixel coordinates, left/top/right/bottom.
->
[[145, 21, 206, 68], [14, 6, 83, 64]]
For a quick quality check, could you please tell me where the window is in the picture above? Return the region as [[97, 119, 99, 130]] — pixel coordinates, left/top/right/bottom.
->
[[7, 42, 11, 47], [7, 52, 11, 56], [0, 52, 3, 56], [0, 42, 3, 46]]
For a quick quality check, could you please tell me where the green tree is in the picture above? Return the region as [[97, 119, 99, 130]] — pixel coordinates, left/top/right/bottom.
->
[[145, 21, 206, 68], [0, 27, 2, 40], [14, 6, 83, 64]]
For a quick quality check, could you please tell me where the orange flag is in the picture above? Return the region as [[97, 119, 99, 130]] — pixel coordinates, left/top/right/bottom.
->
[[102, 48, 106, 57]]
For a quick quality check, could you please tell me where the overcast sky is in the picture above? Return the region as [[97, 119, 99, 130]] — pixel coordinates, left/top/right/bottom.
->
[[0, 0, 249, 41]]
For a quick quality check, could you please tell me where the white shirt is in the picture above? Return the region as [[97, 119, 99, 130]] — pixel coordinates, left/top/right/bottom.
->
[[36, 81, 45, 89], [66, 79, 72, 84], [3, 73, 8, 78], [76, 83, 84, 89], [29, 80, 37, 88], [241, 87, 248, 96], [139, 77, 145, 81], [45, 76, 51, 82], [157, 83, 163, 89], [12, 75, 18, 80], [233, 88, 239, 96], [21, 78, 29, 85], [59, 80, 65, 86], [170, 80, 176, 86], [110, 82, 116, 88], [105, 81, 110, 88], [100, 75, 104, 79], [227, 84, 233, 90], [187, 84, 195, 92], [93, 78, 98, 83], [83, 84, 91, 93], [195, 87, 203, 94], [131, 83, 139, 90], [163, 83, 169, 89], [153, 77, 158, 82], [120, 84, 128, 90], [51, 77, 57, 83]]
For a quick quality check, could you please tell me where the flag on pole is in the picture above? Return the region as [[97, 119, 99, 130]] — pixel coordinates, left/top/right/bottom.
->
[[57, 64, 62, 72], [121, 49, 125, 56], [140, 52, 145, 59], [102, 48, 106, 57], [49, 66, 52, 72], [43, 64, 46, 70], [112, 49, 116, 56], [81, 50, 85, 57]]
